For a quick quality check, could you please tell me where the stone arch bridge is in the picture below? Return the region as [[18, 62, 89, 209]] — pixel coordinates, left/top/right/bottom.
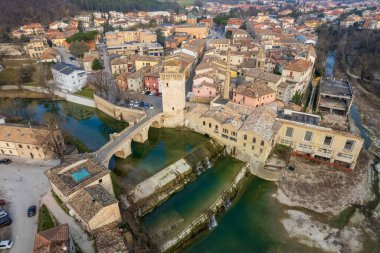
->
[[94, 113, 164, 167]]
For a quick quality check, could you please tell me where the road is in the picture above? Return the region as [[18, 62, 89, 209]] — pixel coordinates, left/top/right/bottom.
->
[[100, 43, 111, 75], [56, 47, 81, 67], [42, 192, 95, 253], [0, 157, 59, 253]]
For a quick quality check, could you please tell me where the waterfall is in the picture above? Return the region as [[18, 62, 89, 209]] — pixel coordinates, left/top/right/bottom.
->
[[208, 213, 218, 230], [204, 156, 212, 169], [223, 198, 231, 210], [196, 161, 203, 175]]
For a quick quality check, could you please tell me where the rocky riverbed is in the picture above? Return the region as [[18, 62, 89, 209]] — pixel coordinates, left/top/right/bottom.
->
[[274, 150, 380, 253]]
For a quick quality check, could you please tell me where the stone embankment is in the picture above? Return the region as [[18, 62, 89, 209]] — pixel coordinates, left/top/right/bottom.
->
[[130, 139, 224, 217], [159, 163, 250, 253]]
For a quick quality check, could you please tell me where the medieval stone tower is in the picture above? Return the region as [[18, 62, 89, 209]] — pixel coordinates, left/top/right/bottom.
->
[[159, 60, 187, 127], [256, 46, 266, 70]]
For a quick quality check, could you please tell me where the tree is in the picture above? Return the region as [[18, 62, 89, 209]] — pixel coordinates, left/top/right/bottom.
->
[[37, 111, 65, 159], [291, 91, 302, 105], [149, 19, 157, 28], [226, 30, 232, 39], [91, 58, 103, 71], [69, 41, 89, 58], [92, 70, 112, 99], [103, 22, 115, 33], [77, 20, 84, 32], [155, 28, 165, 47], [33, 63, 55, 98], [90, 14, 95, 27]]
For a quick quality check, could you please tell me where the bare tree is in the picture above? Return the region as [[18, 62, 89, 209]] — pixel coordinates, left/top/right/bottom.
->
[[36, 112, 66, 159], [92, 70, 112, 99], [33, 63, 56, 98]]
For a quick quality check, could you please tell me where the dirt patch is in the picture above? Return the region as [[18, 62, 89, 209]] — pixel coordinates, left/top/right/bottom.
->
[[276, 151, 373, 214], [0, 89, 60, 99]]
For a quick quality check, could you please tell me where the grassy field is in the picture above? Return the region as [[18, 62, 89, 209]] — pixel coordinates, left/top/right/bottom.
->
[[177, 0, 196, 7], [37, 204, 56, 232], [76, 87, 95, 98]]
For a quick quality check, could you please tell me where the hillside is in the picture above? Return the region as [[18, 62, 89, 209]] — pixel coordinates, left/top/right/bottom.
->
[[0, 0, 76, 33], [0, 0, 180, 33], [70, 0, 181, 12]]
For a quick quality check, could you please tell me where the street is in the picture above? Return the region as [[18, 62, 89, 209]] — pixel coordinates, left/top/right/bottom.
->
[[0, 157, 59, 253], [56, 47, 81, 67]]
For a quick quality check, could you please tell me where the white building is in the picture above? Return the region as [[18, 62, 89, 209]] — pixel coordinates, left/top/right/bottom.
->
[[51, 63, 87, 93]]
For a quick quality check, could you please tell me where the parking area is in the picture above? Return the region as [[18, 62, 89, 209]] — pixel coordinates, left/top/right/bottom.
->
[[0, 157, 59, 253], [121, 91, 163, 116]]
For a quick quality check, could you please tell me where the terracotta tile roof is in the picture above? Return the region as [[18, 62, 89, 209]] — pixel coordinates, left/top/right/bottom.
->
[[93, 222, 128, 253], [243, 69, 282, 83], [45, 159, 109, 198], [0, 124, 53, 145], [284, 59, 312, 72], [235, 82, 275, 98], [34, 224, 71, 253], [67, 184, 118, 223]]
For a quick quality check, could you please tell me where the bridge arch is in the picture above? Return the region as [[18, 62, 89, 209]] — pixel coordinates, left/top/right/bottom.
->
[[150, 119, 163, 129], [132, 132, 144, 142]]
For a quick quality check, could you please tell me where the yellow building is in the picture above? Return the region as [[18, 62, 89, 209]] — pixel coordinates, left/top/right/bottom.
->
[[111, 58, 130, 75], [275, 109, 363, 169], [27, 37, 48, 59], [134, 55, 160, 71], [0, 123, 64, 160], [105, 30, 157, 46], [175, 25, 209, 39]]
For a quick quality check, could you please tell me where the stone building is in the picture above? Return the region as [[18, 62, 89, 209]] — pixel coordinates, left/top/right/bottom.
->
[[160, 60, 187, 127], [275, 109, 363, 169], [232, 82, 276, 108], [45, 159, 114, 203], [66, 184, 121, 232], [27, 36, 48, 59], [0, 123, 64, 160]]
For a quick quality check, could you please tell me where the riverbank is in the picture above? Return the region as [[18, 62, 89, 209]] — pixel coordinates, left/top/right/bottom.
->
[[0, 89, 61, 99], [276, 151, 373, 215]]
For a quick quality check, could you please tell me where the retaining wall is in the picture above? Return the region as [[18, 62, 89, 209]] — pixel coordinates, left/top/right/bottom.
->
[[159, 163, 250, 252], [94, 94, 145, 124]]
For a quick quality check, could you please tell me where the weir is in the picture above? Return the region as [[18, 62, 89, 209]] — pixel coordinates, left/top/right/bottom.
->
[[129, 139, 224, 217], [141, 157, 250, 252]]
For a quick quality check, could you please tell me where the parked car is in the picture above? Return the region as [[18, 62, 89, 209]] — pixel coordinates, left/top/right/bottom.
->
[[140, 90, 146, 95], [145, 91, 150, 95], [133, 101, 139, 108], [144, 103, 149, 110], [0, 200, 5, 206], [139, 101, 145, 107], [27, 205, 36, 217], [0, 159, 11, 164], [0, 217, 11, 227], [69, 56, 76, 61], [148, 91, 154, 96], [156, 92, 162, 97], [0, 212, 7, 219], [0, 240, 13, 250], [149, 104, 154, 110]]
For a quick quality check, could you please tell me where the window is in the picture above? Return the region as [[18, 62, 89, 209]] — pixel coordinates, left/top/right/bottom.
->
[[166, 83, 169, 88], [172, 107, 174, 111], [244, 134, 247, 140], [323, 136, 333, 146], [261, 141, 264, 146], [253, 137, 256, 143], [203, 121, 205, 126], [304, 131, 313, 142], [209, 123, 212, 128], [27, 145, 30, 149], [18, 144, 23, 148], [99, 179, 103, 183], [260, 148, 263, 154], [344, 140, 355, 151], [285, 127, 294, 138], [6, 143, 9, 147]]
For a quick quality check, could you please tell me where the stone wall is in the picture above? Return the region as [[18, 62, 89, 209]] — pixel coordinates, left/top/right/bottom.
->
[[159, 163, 250, 252], [94, 94, 145, 124]]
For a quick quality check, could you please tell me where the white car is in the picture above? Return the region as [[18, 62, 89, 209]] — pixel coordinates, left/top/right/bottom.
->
[[141, 90, 146, 94], [149, 91, 155, 96], [149, 104, 154, 110], [0, 240, 13, 250]]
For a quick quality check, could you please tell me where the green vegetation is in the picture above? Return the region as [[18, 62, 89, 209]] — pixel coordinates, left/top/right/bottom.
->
[[155, 28, 165, 47], [111, 172, 121, 199], [0, 65, 35, 86], [69, 41, 89, 58], [91, 59, 103, 71], [270, 144, 292, 162], [37, 204, 56, 232], [213, 15, 229, 26], [291, 90, 302, 105], [66, 31, 98, 43], [76, 87, 95, 98]]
